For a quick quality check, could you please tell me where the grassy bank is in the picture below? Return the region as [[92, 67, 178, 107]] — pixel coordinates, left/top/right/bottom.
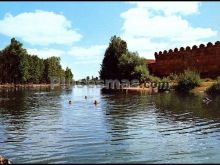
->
[[191, 81, 215, 94]]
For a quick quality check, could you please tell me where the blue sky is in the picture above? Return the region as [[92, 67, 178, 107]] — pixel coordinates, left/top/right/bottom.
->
[[0, 2, 220, 80]]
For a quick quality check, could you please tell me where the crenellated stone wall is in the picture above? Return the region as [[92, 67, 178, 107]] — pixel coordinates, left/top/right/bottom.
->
[[148, 41, 220, 78]]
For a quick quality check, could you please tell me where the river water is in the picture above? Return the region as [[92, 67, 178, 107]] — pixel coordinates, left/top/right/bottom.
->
[[1, 86, 220, 163]]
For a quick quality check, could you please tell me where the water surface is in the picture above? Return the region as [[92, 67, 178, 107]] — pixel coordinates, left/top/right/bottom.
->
[[1, 87, 220, 163]]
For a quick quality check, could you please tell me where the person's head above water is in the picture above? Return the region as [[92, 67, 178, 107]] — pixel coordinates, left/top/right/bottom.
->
[[69, 100, 72, 104], [85, 96, 87, 99], [94, 100, 99, 105]]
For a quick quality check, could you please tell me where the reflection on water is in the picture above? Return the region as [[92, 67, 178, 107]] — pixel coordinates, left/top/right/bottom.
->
[[1, 87, 220, 163]]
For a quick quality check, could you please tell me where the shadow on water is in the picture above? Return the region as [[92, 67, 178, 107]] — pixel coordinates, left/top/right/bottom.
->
[[0, 89, 29, 132]]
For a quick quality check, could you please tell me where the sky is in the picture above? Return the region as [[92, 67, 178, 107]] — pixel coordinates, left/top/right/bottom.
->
[[0, 1, 220, 80]]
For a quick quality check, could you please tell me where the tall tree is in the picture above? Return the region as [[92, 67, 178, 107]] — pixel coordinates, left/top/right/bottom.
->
[[28, 55, 42, 83], [99, 35, 148, 81], [99, 35, 128, 80], [1, 38, 30, 83], [65, 67, 73, 83]]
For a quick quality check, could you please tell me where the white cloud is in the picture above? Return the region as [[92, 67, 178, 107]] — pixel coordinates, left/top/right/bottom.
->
[[0, 10, 82, 46], [121, 2, 217, 59], [67, 45, 107, 79], [128, 2, 200, 16], [68, 45, 106, 61], [27, 48, 65, 59]]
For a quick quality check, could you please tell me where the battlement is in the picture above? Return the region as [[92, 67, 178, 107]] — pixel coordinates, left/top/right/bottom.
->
[[148, 40, 220, 78], [154, 41, 220, 60]]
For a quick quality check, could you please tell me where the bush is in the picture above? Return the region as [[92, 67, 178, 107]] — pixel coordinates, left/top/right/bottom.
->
[[202, 78, 213, 82], [146, 75, 161, 83], [176, 70, 201, 92], [161, 77, 170, 83], [167, 73, 178, 82], [206, 78, 220, 95]]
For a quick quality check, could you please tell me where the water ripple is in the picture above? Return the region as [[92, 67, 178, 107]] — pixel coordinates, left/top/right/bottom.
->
[[1, 88, 220, 163]]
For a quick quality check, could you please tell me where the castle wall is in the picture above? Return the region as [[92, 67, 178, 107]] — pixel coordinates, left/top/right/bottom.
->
[[148, 41, 220, 78]]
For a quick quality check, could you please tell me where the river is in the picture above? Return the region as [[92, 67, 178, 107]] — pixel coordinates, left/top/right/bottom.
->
[[1, 86, 220, 163]]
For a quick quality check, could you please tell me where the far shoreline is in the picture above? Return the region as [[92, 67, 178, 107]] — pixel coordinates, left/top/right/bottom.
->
[[0, 81, 215, 96], [0, 84, 61, 89]]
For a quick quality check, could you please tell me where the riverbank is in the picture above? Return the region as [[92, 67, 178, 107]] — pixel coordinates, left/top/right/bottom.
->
[[120, 86, 159, 94], [103, 80, 216, 95], [191, 81, 215, 95]]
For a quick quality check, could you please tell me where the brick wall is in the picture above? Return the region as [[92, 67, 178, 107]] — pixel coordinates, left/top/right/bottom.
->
[[147, 41, 220, 78]]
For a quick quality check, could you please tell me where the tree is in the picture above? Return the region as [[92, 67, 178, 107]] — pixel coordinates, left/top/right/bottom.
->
[[19, 53, 30, 83], [28, 55, 43, 83], [99, 35, 128, 80], [118, 51, 148, 81], [86, 76, 90, 81], [1, 38, 30, 83], [43, 57, 63, 83], [99, 35, 149, 81], [65, 67, 73, 83], [0, 37, 74, 84]]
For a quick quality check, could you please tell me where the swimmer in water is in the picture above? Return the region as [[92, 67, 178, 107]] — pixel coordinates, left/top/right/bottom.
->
[[94, 100, 99, 105], [69, 100, 72, 104], [85, 96, 87, 99]]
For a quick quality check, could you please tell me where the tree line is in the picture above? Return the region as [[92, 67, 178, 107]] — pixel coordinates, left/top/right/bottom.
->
[[0, 38, 73, 84]]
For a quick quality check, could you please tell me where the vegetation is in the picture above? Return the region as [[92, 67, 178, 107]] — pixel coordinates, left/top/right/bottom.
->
[[167, 73, 179, 82], [99, 35, 149, 81], [65, 67, 74, 83], [146, 75, 161, 84], [0, 38, 73, 84], [100, 35, 128, 80], [176, 70, 201, 92], [206, 78, 220, 95]]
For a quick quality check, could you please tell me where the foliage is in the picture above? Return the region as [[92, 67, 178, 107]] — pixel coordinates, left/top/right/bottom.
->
[[99, 35, 149, 81], [0, 38, 73, 84], [146, 75, 161, 83], [160, 77, 170, 83], [99, 35, 128, 80], [206, 78, 220, 95], [118, 51, 149, 81], [65, 67, 73, 83], [167, 73, 178, 82], [176, 70, 201, 92]]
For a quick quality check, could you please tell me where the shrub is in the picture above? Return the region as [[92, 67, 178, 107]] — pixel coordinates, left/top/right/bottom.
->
[[176, 70, 201, 92], [167, 73, 178, 82], [146, 75, 161, 83], [206, 78, 220, 95], [157, 77, 170, 91]]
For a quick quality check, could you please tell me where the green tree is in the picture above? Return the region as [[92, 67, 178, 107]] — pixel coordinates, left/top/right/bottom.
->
[[86, 76, 90, 81], [118, 51, 148, 81], [99, 35, 128, 80], [99, 36, 149, 82], [28, 55, 43, 83], [43, 57, 63, 83], [1, 38, 30, 83], [19, 53, 30, 83], [65, 67, 73, 83], [0, 37, 74, 85]]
